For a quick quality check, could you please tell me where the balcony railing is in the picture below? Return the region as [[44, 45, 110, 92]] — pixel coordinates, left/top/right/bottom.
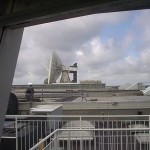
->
[[2, 115, 150, 150], [30, 128, 150, 150]]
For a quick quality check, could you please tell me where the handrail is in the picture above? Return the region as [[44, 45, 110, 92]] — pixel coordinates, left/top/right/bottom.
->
[[29, 129, 59, 150], [5, 114, 150, 118]]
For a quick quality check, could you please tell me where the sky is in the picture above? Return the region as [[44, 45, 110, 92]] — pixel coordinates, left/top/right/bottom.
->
[[13, 9, 150, 86]]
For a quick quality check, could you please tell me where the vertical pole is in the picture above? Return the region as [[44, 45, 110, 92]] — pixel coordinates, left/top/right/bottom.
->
[[149, 116, 150, 150], [89, 139, 91, 150], [29, 95, 32, 114], [0, 27, 24, 140], [81, 84, 83, 102], [54, 131, 58, 150], [134, 134, 136, 150], [126, 133, 128, 150], [67, 131, 70, 150], [80, 116, 82, 129], [42, 85, 43, 101], [15, 116, 18, 150], [80, 134, 83, 150], [94, 135, 96, 150], [80, 116, 82, 150]]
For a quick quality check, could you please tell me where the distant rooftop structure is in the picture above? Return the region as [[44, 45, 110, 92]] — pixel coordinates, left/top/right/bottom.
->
[[119, 82, 150, 93], [80, 80, 101, 84], [30, 104, 63, 114], [119, 83, 132, 90], [126, 83, 143, 90]]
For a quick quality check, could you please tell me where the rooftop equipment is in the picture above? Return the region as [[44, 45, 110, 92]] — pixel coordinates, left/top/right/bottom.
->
[[44, 51, 77, 84]]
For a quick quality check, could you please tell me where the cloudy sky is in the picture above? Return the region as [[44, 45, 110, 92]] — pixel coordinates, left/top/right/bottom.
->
[[13, 9, 150, 86]]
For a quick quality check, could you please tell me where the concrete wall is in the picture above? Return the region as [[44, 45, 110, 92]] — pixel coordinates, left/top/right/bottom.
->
[[63, 109, 150, 116], [18, 101, 150, 115]]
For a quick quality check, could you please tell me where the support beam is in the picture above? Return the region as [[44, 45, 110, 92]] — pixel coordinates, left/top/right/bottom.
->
[[0, 27, 23, 140], [0, 0, 150, 28]]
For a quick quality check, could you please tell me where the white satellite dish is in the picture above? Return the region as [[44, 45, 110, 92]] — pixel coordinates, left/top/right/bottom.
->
[[47, 51, 62, 84], [44, 51, 78, 84]]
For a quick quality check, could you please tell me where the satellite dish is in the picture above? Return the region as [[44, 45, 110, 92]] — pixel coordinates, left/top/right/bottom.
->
[[48, 51, 62, 84]]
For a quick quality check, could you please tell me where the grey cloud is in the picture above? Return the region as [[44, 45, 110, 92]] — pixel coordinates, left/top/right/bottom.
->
[[22, 12, 129, 51]]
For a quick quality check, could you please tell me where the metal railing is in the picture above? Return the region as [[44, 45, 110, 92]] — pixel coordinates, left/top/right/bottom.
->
[[30, 128, 150, 150], [2, 115, 150, 150]]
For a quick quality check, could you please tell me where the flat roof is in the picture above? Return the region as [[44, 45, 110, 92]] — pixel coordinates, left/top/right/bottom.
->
[[73, 96, 150, 103]]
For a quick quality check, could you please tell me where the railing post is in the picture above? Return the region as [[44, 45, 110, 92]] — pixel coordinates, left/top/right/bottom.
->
[[79, 116, 83, 150], [80, 133, 83, 150], [94, 134, 96, 150], [134, 134, 136, 150], [149, 116, 150, 150], [54, 131, 58, 150], [126, 135, 128, 150], [15, 116, 18, 150], [67, 130, 70, 150]]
